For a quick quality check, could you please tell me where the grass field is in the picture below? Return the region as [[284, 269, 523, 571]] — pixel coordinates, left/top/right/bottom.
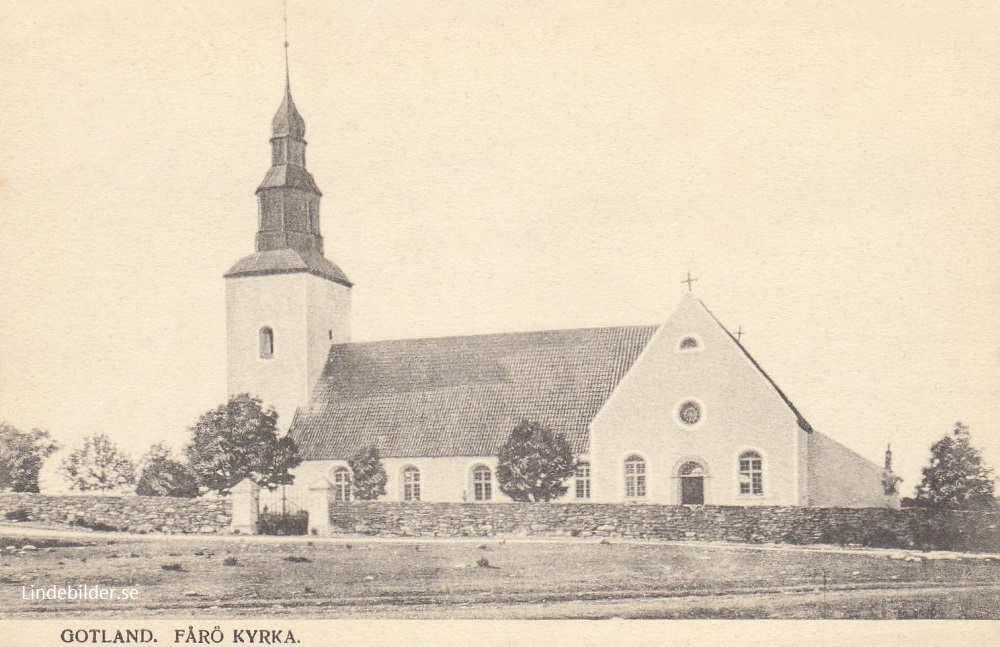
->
[[1, 530, 998, 619]]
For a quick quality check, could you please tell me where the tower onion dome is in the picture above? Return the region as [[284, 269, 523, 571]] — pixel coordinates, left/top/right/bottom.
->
[[272, 82, 306, 140]]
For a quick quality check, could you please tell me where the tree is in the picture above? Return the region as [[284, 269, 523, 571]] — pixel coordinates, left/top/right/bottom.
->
[[496, 420, 576, 502], [881, 471, 903, 496], [184, 393, 301, 494], [58, 433, 136, 492], [135, 443, 199, 498], [0, 422, 60, 493], [914, 422, 995, 509], [348, 445, 387, 501]]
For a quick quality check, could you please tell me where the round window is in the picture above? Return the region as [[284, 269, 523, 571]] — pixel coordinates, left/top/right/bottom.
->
[[678, 400, 701, 426]]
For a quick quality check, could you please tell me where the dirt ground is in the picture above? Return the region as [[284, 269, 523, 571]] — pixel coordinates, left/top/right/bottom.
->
[[2, 527, 998, 619]]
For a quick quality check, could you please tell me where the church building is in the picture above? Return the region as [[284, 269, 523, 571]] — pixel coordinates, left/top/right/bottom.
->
[[225, 71, 898, 509]]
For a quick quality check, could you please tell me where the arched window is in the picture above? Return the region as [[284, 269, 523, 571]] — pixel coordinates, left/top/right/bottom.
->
[[402, 466, 421, 502], [472, 465, 492, 502], [575, 462, 591, 499], [679, 461, 705, 477], [331, 467, 352, 502], [678, 336, 700, 351], [624, 455, 646, 498], [739, 451, 763, 496], [259, 326, 274, 359]]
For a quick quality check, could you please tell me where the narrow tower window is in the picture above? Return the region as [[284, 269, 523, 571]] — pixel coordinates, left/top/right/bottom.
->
[[260, 326, 274, 359], [259, 326, 274, 359]]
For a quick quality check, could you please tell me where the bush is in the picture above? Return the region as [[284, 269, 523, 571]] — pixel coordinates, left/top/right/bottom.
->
[[779, 528, 810, 545], [69, 517, 121, 532], [58, 434, 136, 492], [496, 420, 576, 502], [858, 523, 905, 549], [348, 445, 387, 501], [817, 522, 856, 546], [0, 423, 59, 492], [258, 510, 308, 536], [135, 444, 199, 498], [904, 512, 1000, 552], [4, 508, 30, 522], [185, 394, 300, 495]]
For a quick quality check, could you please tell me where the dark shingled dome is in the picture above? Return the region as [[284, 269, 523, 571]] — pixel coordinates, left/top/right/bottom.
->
[[272, 87, 305, 140], [224, 248, 352, 286]]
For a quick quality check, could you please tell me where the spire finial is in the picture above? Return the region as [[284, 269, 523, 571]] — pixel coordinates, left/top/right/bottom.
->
[[283, 0, 291, 90], [681, 272, 698, 292]]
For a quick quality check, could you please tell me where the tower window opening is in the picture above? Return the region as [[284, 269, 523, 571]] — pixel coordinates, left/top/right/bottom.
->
[[259, 326, 274, 359]]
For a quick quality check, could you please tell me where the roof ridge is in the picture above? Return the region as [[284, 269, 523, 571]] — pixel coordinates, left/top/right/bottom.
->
[[695, 299, 813, 433], [338, 324, 660, 348]]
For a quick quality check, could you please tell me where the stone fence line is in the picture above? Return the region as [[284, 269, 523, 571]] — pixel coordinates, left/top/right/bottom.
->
[[2, 482, 997, 553], [0, 491, 231, 534]]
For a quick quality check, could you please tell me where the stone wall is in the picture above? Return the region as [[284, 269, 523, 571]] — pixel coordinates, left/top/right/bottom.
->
[[328, 502, 1000, 552], [0, 493, 231, 534]]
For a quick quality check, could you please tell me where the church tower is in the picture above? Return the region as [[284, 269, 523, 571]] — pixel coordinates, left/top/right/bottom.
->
[[224, 65, 351, 429]]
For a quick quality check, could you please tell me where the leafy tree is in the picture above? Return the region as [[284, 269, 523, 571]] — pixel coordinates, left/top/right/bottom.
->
[[0, 422, 60, 492], [58, 433, 136, 492], [882, 471, 903, 496], [914, 422, 995, 509], [348, 445, 387, 501], [496, 420, 576, 502], [184, 393, 301, 494], [135, 443, 199, 498]]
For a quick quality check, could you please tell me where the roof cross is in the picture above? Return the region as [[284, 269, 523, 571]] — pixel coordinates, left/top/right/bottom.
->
[[733, 326, 745, 342], [681, 272, 698, 292]]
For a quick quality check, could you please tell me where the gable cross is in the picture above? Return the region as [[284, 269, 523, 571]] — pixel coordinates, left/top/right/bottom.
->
[[681, 272, 698, 292], [733, 326, 745, 342]]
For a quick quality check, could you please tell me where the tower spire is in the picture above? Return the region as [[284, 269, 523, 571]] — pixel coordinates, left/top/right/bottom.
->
[[283, 0, 291, 90]]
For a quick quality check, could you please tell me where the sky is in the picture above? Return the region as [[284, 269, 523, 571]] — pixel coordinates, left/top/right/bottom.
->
[[1, 0, 998, 493]]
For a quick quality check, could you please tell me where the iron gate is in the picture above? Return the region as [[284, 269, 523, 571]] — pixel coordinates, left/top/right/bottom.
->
[[257, 485, 309, 535]]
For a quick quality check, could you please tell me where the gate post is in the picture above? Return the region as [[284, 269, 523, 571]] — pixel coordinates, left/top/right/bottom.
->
[[308, 477, 333, 536], [230, 479, 260, 534]]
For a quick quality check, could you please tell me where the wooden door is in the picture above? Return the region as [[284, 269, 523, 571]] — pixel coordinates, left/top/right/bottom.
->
[[681, 477, 704, 505]]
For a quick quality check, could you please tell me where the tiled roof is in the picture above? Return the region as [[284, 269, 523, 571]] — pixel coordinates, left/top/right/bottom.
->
[[224, 248, 352, 286], [290, 326, 659, 460]]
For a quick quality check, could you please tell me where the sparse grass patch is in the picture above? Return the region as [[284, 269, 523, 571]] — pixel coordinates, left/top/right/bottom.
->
[[1, 532, 998, 619]]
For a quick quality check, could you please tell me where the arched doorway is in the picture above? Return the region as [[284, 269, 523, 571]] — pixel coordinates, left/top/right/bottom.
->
[[678, 461, 706, 505]]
